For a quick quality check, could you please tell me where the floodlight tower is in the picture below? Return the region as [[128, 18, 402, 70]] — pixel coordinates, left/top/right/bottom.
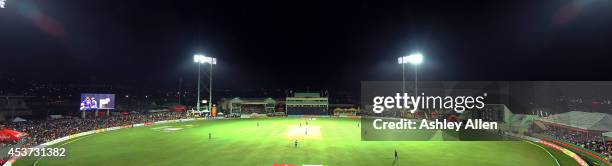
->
[[193, 54, 217, 113], [398, 52, 424, 97]]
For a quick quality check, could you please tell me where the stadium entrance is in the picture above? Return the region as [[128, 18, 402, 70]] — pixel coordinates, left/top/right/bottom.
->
[[286, 92, 328, 115]]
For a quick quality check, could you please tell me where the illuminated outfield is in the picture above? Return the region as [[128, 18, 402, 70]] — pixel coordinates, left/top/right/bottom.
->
[[16, 118, 579, 166]]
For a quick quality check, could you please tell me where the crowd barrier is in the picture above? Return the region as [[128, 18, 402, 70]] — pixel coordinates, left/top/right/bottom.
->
[[539, 140, 589, 166], [287, 115, 332, 118], [238, 115, 361, 119], [533, 134, 611, 166], [507, 133, 589, 166]]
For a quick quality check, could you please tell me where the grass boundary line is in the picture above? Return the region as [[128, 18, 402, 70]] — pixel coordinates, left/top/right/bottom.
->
[[526, 141, 561, 166], [31, 134, 97, 166]]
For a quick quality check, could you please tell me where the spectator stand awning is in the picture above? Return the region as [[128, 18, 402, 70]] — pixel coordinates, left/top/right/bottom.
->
[[10, 117, 27, 122], [604, 132, 612, 140], [504, 114, 537, 129], [533, 120, 548, 130], [49, 114, 63, 119], [538, 111, 612, 132], [0, 129, 27, 141]]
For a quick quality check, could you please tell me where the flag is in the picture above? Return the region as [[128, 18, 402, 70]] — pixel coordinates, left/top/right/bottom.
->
[[0, 129, 27, 141]]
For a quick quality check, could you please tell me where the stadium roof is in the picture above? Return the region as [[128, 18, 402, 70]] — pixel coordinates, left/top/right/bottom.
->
[[539, 111, 612, 131], [509, 114, 539, 129], [294, 93, 320, 98], [227, 98, 276, 104]]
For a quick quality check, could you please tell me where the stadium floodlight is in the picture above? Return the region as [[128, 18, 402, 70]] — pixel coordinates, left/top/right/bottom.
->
[[398, 52, 424, 95], [193, 54, 217, 64], [0, 0, 6, 8], [397, 53, 423, 65], [193, 54, 216, 114], [407, 53, 423, 65]]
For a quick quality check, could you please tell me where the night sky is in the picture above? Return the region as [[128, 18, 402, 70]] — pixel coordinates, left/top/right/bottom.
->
[[1, 0, 612, 91]]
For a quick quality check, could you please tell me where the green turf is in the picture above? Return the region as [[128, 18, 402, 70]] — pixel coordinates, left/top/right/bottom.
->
[[16, 118, 579, 166]]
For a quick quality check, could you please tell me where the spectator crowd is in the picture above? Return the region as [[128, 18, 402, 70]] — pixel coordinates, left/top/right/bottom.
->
[[537, 129, 612, 161]]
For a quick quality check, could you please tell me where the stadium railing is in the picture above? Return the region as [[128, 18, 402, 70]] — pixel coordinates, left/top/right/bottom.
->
[[533, 134, 611, 166], [506, 133, 589, 166]]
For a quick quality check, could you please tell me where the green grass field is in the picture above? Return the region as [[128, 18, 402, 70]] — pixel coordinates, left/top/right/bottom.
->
[[16, 118, 579, 166]]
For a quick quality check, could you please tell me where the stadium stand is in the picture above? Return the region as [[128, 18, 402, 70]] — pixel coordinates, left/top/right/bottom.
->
[[530, 111, 612, 165], [286, 93, 328, 115], [220, 97, 277, 116]]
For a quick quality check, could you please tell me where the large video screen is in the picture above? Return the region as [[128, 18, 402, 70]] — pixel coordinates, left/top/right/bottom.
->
[[80, 93, 115, 110]]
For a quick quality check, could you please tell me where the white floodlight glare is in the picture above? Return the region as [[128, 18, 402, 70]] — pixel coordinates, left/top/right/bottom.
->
[[408, 53, 423, 65], [193, 54, 217, 64], [0, 0, 6, 8], [398, 53, 424, 65]]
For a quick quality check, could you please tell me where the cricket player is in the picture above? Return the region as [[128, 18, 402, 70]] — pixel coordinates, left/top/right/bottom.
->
[[394, 149, 398, 160]]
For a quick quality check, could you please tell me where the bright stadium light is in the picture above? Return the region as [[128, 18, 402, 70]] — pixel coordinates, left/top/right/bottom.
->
[[408, 53, 423, 65], [193, 54, 217, 64], [398, 52, 424, 94], [0, 0, 6, 8], [193, 55, 199, 63], [193, 54, 216, 114], [398, 53, 423, 65]]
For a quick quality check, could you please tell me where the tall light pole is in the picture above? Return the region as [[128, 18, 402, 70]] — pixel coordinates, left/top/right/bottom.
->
[[398, 53, 424, 113], [194, 54, 217, 113]]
